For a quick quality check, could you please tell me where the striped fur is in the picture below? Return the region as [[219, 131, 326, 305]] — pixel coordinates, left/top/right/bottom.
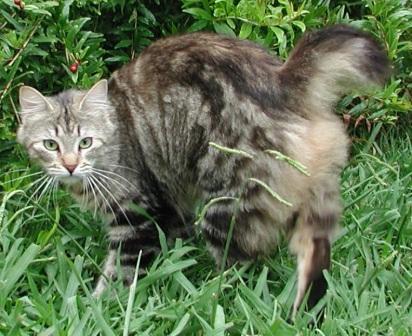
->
[[18, 25, 390, 316]]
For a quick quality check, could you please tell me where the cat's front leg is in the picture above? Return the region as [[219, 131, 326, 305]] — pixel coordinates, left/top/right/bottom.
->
[[93, 210, 160, 297], [93, 249, 118, 297]]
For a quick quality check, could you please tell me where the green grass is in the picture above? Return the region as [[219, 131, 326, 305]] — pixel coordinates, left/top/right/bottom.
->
[[0, 122, 411, 335]]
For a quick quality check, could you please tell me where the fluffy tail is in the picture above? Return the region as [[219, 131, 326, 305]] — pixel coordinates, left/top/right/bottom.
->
[[280, 25, 391, 112]]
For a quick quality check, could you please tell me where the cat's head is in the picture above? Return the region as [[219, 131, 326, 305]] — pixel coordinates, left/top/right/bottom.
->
[[17, 80, 117, 185]]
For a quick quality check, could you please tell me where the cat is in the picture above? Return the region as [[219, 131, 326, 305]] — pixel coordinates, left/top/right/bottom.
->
[[17, 24, 389, 318]]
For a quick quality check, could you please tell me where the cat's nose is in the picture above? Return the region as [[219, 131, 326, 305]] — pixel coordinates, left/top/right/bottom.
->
[[64, 164, 78, 174], [62, 153, 79, 174]]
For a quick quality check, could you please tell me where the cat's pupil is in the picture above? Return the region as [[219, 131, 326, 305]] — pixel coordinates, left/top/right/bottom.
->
[[44, 139, 58, 151], [79, 137, 92, 149]]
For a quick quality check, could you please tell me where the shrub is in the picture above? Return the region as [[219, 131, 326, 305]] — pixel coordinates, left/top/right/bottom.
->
[[1, 0, 411, 151]]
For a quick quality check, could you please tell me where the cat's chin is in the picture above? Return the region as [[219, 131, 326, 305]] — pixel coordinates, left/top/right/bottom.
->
[[58, 175, 83, 185]]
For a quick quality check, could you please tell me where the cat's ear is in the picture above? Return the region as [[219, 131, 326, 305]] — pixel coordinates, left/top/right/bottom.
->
[[19, 86, 54, 122], [79, 79, 108, 110]]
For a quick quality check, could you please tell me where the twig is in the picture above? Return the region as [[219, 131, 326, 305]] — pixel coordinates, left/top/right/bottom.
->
[[7, 16, 44, 68], [0, 78, 14, 106], [0, 12, 16, 31], [209, 142, 254, 159], [249, 177, 293, 207], [0, 16, 44, 105], [10, 94, 21, 124], [265, 149, 310, 176]]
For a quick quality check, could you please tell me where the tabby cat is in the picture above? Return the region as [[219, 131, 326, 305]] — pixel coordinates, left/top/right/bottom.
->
[[17, 25, 389, 318]]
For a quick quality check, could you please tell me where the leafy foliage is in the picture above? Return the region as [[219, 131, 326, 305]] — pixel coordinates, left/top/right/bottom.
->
[[181, 0, 412, 126], [0, 0, 182, 144]]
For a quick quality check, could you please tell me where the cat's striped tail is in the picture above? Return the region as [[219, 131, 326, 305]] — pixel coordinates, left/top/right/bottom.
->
[[280, 25, 391, 112]]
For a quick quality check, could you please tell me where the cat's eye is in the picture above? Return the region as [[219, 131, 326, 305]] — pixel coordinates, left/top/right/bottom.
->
[[43, 139, 58, 151], [79, 137, 92, 149]]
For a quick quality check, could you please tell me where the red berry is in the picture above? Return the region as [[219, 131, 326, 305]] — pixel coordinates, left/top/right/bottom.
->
[[69, 63, 78, 73], [14, 0, 24, 9]]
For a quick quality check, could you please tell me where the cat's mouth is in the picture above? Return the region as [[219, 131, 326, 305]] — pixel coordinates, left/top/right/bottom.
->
[[47, 163, 92, 186]]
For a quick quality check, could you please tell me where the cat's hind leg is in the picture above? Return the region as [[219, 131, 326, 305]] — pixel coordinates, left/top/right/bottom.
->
[[290, 232, 331, 319], [200, 198, 251, 267], [289, 194, 340, 320], [200, 192, 280, 268]]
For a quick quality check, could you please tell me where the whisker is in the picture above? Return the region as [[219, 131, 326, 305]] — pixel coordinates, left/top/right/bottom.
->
[[108, 164, 140, 174], [51, 178, 58, 209], [23, 174, 49, 192], [26, 176, 51, 206], [81, 177, 92, 211], [37, 176, 55, 203], [82, 177, 91, 213], [53, 179, 59, 205], [91, 174, 132, 228], [84, 177, 90, 206], [91, 170, 129, 194], [10, 174, 47, 207], [81, 178, 87, 209], [92, 167, 137, 189], [89, 175, 117, 222], [86, 176, 99, 218], [45, 177, 56, 210]]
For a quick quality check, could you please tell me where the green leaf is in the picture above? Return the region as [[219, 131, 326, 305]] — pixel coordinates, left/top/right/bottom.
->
[[115, 39, 132, 49], [239, 22, 253, 39], [213, 304, 226, 335], [270, 26, 285, 44], [188, 20, 209, 32], [292, 20, 306, 32], [62, 0, 75, 19], [24, 5, 53, 16], [0, 10, 23, 31], [123, 251, 142, 336], [226, 18, 236, 29], [105, 55, 130, 63], [254, 266, 268, 297], [213, 22, 236, 37], [169, 312, 191, 336], [37, 1, 59, 8], [138, 3, 156, 25], [183, 7, 213, 20], [2, 243, 41, 298], [173, 271, 197, 295], [267, 319, 297, 336]]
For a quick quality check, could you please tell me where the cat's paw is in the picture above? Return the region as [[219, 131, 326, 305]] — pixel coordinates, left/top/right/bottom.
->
[[93, 274, 111, 298], [92, 265, 143, 297]]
